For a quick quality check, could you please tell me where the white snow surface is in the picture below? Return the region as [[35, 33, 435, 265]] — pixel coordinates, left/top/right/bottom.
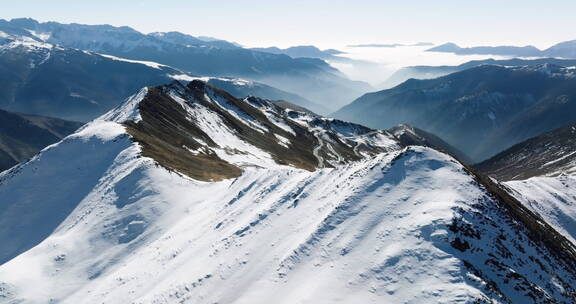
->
[[0, 86, 574, 303], [100, 88, 148, 123], [98, 54, 166, 70], [26, 30, 51, 41], [506, 175, 576, 245], [0, 138, 485, 304], [244, 97, 296, 135], [0, 35, 55, 51], [166, 89, 281, 169], [167, 75, 254, 87], [168, 74, 197, 81]]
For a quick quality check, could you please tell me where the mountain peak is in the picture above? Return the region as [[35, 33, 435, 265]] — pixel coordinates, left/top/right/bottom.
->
[[427, 42, 541, 56], [426, 42, 460, 52], [187, 78, 208, 91], [109, 81, 399, 181], [100, 87, 149, 124], [7, 17, 39, 29]]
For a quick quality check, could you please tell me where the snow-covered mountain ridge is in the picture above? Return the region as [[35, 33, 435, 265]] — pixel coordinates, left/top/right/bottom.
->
[[0, 81, 575, 303], [119, 80, 397, 181]]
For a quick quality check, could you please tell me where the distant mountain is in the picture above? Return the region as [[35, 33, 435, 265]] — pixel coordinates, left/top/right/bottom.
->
[[477, 124, 576, 180], [380, 65, 459, 89], [545, 40, 576, 58], [0, 35, 188, 121], [380, 57, 576, 89], [0, 18, 370, 110], [250, 45, 346, 61], [1, 80, 575, 303], [202, 78, 329, 114], [334, 64, 576, 162], [149, 31, 239, 49], [197, 35, 243, 47], [427, 42, 542, 56], [0, 109, 82, 172], [0, 32, 325, 121], [348, 42, 434, 48], [428, 40, 576, 58], [389, 124, 473, 164]]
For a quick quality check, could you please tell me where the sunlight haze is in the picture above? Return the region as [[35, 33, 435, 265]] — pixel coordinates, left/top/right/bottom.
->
[[2, 0, 575, 49]]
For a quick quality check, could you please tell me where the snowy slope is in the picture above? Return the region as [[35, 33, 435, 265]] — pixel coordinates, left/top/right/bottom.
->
[[506, 176, 576, 246], [0, 81, 575, 303], [477, 124, 576, 249]]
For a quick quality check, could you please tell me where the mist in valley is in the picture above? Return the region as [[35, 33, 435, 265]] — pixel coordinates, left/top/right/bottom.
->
[[327, 44, 512, 88]]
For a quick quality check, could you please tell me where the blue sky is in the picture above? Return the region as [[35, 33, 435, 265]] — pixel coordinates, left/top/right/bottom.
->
[[2, 0, 575, 48]]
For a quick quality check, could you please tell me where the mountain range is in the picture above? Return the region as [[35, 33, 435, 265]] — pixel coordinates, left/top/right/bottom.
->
[[0, 80, 575, 303], [428, 40, 576, 58], [348, 42, 434, 48], [0, 34, 185, 122], [380, 57, 576, 89], [200, 77, 329, 115], [250, 45, 346, 61], [0, 31, 329, 121], [334, 63, 576, 162], [0, 18, 370, 111]]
